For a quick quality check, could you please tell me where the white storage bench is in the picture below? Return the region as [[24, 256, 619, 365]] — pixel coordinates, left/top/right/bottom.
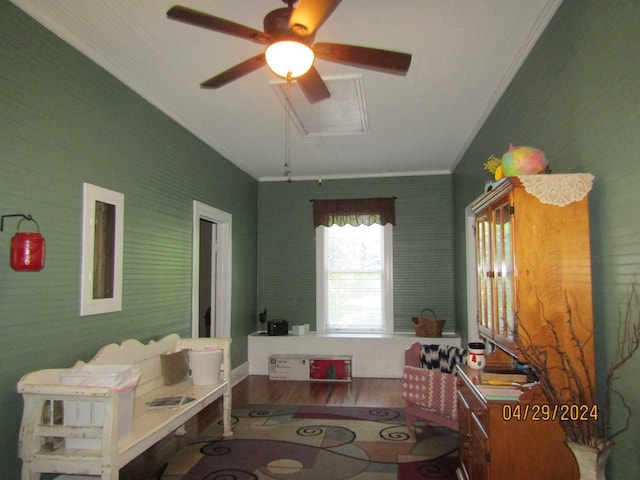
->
[[17, 334, 232, 480]]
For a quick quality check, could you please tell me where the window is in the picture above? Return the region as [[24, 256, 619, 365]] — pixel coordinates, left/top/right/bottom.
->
[[317, 224, 393, 332], [313, 197, 395, 333]]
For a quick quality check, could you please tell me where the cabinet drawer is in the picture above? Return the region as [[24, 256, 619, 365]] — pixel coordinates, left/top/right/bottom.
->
[[458, 377, 489, 437], [471, 408, 488, 438]]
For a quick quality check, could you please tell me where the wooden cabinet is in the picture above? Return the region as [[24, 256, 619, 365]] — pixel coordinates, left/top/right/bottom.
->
[[456, 366, 579, 480], [471, 175, 595, 380], [460, 174, 597, 480]]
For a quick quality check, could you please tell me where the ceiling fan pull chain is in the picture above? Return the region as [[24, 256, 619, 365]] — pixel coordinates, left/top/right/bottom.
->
[[284, 73, 292, 182]]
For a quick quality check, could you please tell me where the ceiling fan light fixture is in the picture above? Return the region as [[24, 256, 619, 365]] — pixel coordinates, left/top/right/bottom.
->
[[265, 40, 314, 78]]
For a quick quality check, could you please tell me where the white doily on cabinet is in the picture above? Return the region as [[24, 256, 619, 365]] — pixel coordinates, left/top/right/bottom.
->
[[517, 174, 594, 206]]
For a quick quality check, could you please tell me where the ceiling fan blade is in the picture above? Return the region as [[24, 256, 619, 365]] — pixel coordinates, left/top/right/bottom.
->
[[313, 42, 412, 76], [296, 66, 331, 104], [289, 0, 341, 37], [200, 54, 266, 89], [167, 5, 271, 44]]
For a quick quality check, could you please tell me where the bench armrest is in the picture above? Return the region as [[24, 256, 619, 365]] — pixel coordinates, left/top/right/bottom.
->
[[18, 369, 112, 397]]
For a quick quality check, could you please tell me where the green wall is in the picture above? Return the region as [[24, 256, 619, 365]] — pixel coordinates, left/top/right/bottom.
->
[[1, 3, 257, 477], [257, 175, 455, 333], [452, 1, 640, 477], [4, 0, 640, 478]]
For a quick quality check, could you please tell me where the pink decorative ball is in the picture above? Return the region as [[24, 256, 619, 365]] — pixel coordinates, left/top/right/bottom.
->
[[501, 145, 547, 176]]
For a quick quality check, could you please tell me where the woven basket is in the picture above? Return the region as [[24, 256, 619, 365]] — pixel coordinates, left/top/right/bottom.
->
[[411, 308, 446, 337]]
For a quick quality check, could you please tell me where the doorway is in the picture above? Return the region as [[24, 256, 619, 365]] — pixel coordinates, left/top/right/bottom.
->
[[192, 201, 232, 338], [199, 219, 215, 336]]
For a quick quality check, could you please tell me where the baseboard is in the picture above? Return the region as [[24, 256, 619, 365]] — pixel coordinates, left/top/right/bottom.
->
[[231, 361, 249, 386]]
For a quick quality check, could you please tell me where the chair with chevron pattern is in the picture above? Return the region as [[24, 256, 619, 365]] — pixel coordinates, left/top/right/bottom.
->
[[402, 342, 466, 431]]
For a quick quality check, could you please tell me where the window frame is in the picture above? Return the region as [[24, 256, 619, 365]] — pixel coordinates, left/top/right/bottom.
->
[[316, 223, 394, 333]]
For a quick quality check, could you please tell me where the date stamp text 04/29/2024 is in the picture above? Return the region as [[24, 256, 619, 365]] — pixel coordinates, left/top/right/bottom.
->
[[502, 403, 599, 422]]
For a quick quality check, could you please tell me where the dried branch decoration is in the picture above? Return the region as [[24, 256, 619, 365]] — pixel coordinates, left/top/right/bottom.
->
[[514, 274, 640, 448], [603, 277, 640, 441]]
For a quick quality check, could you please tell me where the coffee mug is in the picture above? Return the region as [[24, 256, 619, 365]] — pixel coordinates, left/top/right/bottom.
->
[[467, 342, 486, 369]]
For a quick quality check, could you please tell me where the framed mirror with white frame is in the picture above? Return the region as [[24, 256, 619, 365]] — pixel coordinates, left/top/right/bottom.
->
[[80, 183, 124, 316]]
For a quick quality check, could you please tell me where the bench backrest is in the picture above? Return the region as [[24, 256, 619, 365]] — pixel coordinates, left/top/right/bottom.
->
[[74, 333, 180, 396]]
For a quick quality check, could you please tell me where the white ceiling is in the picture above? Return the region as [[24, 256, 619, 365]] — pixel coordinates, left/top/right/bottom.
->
[[11, 0, 562, 181]]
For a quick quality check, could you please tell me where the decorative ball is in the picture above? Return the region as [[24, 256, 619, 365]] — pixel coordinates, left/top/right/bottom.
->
[[500, 145, 547, 176]]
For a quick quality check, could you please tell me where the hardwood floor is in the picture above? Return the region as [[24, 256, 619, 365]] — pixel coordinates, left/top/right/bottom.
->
[[122, 376, 405, 479], [232, 375, 405, 407]]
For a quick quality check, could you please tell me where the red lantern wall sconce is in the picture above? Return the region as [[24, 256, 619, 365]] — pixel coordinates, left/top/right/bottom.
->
[[1, 214, 46, 271]]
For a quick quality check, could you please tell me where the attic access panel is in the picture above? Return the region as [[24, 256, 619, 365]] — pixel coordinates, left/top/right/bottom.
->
[[271, 74, 369, 137]]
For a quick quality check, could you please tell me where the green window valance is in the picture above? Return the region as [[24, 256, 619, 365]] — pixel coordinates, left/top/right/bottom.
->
[[312, 197, 396, 228]]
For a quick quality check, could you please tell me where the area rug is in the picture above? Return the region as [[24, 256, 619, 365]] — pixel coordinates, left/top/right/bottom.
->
[[161, 404, 459, 480]]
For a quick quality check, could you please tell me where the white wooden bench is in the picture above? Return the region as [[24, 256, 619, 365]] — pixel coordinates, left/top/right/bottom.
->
[[17, 334, 232, 480]]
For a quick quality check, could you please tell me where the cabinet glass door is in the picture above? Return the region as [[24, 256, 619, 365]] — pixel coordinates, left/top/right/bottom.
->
[[492, 202, 515, 342], [475, 213, 492, 334]]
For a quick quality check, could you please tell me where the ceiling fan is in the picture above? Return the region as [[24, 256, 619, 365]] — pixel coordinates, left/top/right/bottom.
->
[[167, 0, 412, 103]]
